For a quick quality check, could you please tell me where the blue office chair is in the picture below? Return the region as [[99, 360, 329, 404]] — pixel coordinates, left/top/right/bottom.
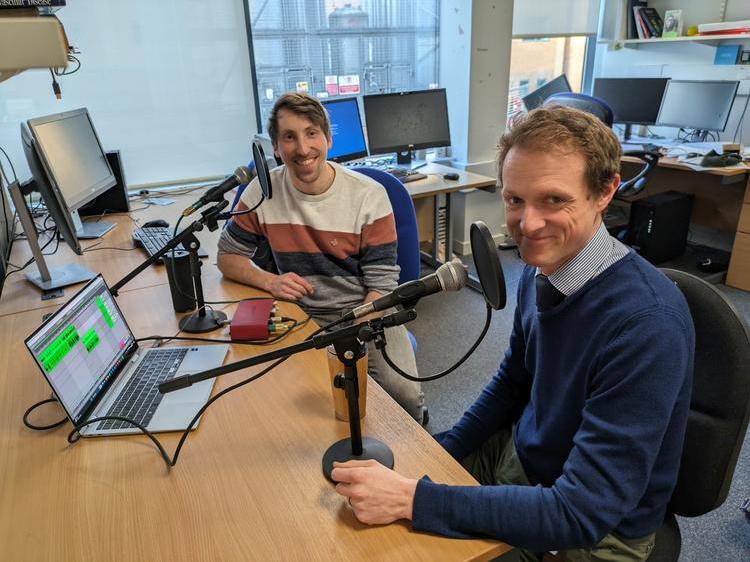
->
[[544, 93, 660, 197], [352, 167, 421, 352], [228, 160, 256, 213]]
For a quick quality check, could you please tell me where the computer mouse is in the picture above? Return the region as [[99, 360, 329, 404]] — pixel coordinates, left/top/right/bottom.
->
[[143, 219, 169, 229], [443, 172, 460, 180]]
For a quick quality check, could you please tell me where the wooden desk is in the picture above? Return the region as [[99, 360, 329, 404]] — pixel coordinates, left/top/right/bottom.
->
[[0, 214, 511, 560], [620, 156, 750, 291], [400, 163, 497, 290], [0, 191, 224, 317]]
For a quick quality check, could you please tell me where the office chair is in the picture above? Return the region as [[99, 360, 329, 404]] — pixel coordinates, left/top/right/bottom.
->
[[352, 167, 421, 352], [647, 268, 750, 561], [543, 93, 660, 197]]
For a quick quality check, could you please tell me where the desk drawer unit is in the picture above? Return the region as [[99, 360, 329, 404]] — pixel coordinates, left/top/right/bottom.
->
[[727, 203, 750, 291]]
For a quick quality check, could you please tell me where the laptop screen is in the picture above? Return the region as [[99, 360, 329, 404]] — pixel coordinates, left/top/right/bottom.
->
[[25, 275, 137, 425]]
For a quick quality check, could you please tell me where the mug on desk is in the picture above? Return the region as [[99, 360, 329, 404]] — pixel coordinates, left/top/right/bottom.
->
[[326, 345, 368, 420]]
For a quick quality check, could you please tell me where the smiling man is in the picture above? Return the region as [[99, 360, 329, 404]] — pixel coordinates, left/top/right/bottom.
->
[[217, 92, 425, 423], [331, 106, 695, 561]]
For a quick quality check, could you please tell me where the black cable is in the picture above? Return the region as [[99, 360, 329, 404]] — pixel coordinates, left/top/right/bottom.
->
[[381, 303, 493, 382], [0, 145, 18, 181], [61, 317, 335, 470], [23, 398, 67, 430]]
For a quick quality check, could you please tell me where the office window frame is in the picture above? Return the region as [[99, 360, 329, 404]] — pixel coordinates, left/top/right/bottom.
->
[[242, 0, 441, 135], [507, 33, 596, 118]]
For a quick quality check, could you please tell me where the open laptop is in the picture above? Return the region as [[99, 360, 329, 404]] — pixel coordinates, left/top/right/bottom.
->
[[25, 275, 228, 436]]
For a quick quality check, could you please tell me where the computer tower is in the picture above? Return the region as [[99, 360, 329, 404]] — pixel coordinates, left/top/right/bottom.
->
[[79, 150, 130, 216], [627, 190, 694, 264]]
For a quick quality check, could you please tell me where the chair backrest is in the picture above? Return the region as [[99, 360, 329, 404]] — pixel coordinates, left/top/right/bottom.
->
[[228, 160, 256, 212], [660, 268, 750, 517], [351, 167, 421, 283], [544, 92, 614, 127]]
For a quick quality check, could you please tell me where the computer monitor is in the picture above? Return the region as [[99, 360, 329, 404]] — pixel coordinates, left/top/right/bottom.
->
[[593, 77, 670, 140], [362, 88, 451, 165], [321, 97, 368, 163], [26, 108, 117, 239], [657, 80, 739, 140], [522, 75, 572, 111]]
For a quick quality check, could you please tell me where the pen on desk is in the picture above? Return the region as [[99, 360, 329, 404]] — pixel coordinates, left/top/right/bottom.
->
[[412, 162, 427, 170]]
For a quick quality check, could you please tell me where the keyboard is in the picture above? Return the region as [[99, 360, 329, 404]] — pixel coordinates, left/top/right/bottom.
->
[[132, 226, 208, 263], [98, 348, 189, 430], [386, 168, 428, 183]]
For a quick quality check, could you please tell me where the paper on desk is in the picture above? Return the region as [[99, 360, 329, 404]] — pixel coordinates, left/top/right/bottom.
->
[[143, 197, 176, 206], [663, 143, 723, 158], [675, 156, 749, 172]]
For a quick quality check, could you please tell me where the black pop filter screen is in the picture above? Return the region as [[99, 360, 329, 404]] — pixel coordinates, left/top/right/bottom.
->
[[252, 141, 272, 199], [470, 221, 506, 310]]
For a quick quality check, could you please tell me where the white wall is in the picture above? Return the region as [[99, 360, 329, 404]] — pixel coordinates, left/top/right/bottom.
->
[[0, 0, 257, 188], [595, 0, 750, 144]]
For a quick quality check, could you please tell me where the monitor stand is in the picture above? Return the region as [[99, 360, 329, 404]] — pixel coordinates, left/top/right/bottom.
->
[[622, 124, 633, 142], [8, 181, 96, 293], [72, 209, 116, 239]]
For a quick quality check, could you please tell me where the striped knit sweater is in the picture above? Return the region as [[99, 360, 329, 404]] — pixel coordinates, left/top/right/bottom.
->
[[217, 162, 400, 315]]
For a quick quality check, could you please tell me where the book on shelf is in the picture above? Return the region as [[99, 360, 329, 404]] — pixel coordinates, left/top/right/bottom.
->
[[640, 7, 664, 38], [698, 20, 750, 36], [626, 0, 647, 39]]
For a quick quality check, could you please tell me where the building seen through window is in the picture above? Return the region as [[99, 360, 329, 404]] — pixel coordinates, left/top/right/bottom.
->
[[247, 0, 440, 130], [507, 36, 588, 117]]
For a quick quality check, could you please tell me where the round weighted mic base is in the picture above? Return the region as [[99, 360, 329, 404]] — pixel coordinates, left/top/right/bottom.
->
[[322, 437, 394, 481], [179, 310, 227, 333]]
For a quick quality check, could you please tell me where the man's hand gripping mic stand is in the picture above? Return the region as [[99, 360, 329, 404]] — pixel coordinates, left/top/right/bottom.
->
[[158, 307, 417, 479], [110, 200, 231, 333]]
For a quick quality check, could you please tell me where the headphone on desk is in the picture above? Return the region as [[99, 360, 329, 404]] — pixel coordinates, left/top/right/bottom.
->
[[700, 150, 742, 168]]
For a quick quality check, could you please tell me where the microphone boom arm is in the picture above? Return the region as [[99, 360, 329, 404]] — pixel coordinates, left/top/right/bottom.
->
[[159, 308, 417, 394]]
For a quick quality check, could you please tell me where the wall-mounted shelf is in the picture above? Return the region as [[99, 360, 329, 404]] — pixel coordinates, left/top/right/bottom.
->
[[617, 33, 750, 48]]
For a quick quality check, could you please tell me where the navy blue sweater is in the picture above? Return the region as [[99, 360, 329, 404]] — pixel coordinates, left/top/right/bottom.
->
[[412, 252, 694, 551]]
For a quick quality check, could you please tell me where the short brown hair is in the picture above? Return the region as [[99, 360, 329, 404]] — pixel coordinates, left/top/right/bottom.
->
[[267, 92, 331, 146], [497, 105, 622, 198]]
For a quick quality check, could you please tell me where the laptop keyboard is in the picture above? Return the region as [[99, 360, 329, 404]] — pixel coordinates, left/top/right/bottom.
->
[[132, 226, 209, 262], [97, 347, 190, 430]]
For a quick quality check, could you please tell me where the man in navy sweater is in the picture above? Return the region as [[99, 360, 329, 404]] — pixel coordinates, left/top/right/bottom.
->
[[331, 106, 695, 561]]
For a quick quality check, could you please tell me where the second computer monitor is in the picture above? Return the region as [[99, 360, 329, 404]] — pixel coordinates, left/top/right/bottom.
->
[[321, 97, 368, 163], [26, 107, 117, 239], [657, 80, 739, 134], [593, 77, 669, 126], [363, 88, 451, 164]]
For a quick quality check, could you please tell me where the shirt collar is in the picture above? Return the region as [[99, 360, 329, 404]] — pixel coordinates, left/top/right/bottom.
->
[[536, 222, 612, 296]]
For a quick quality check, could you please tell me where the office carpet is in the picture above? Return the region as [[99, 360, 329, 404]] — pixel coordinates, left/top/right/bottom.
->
[[407, 249, 750, 561]]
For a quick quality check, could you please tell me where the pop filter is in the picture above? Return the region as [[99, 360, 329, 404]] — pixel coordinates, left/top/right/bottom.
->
[[470, 221, 507, 310], [252, 141, 272, 199]]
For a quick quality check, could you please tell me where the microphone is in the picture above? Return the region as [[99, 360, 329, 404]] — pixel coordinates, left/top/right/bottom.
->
[[182, 166, 254, 217], [343, 259, 468, 321]]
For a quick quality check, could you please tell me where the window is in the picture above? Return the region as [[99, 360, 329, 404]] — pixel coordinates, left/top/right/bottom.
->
[[506, 36, 589, 118], [245, 0, 440, 131]]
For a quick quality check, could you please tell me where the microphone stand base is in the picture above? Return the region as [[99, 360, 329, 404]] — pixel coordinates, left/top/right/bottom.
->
[[179, 310, 227, 333], [322, 436, 394, 481]]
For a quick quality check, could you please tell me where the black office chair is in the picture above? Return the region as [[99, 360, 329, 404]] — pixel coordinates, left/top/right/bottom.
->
[[543, 92, 660, 197], [647, 269, 750, 561]]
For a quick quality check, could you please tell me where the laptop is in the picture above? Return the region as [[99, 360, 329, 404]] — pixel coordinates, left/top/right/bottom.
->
[[25, 275, 228, 436]]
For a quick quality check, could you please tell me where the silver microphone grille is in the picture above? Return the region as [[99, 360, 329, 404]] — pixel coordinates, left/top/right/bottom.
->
[[436, 259, 469, 292], [234, 166, 253, 185]]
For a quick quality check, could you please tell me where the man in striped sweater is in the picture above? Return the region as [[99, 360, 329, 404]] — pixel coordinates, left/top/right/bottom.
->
[[217, 92, 424, 423]]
